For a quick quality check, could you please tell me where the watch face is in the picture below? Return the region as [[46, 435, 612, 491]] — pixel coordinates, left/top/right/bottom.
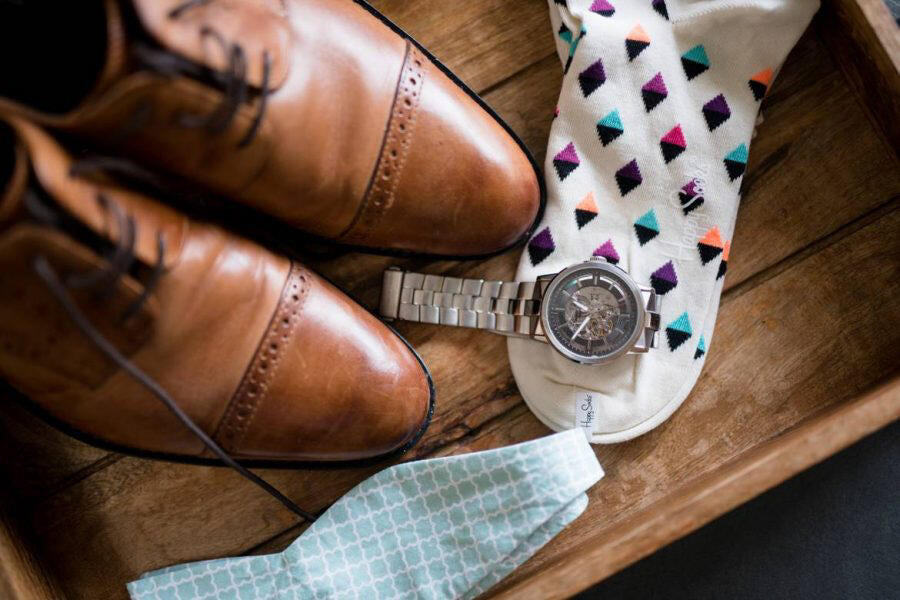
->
[[541, 261, 645, 364]]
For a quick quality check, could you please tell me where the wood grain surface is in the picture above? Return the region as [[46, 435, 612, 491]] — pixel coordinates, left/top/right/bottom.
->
[[1, 1, 898, 598]]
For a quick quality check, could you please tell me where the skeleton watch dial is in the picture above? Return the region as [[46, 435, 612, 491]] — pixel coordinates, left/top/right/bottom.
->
[[540, 260, 645, 364]]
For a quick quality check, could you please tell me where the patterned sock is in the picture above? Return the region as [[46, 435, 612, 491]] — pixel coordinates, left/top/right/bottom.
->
[[509, 0, 818, 443]]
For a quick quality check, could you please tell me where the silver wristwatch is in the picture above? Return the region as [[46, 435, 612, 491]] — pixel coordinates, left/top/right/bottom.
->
[[379, 256, 660, 364]]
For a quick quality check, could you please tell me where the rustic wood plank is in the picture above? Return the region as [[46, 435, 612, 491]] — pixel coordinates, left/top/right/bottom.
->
[[819, 0, 900, 148], [368, 0, 555, 94], [489, 376, 900, 599], [0, 502, 62, 600]]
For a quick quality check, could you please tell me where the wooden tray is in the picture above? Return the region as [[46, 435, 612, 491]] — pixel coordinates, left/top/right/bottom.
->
[[2, 0, 898, 598]]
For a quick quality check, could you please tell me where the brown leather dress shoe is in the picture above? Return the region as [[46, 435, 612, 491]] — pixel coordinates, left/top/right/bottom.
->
[[0, 116, 433, 469], [0, 0, 544, 257]]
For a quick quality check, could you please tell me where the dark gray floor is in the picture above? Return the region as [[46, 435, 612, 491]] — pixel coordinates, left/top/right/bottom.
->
[[578, 420, 899, 600]]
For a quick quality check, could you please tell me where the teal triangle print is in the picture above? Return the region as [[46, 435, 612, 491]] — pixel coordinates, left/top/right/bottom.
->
[[681, 44, 710, 80], [634, 209, 659, 245], [724, 143, 748, 181], [597, 109, 624, 146], [694, 335, 707, 359], [666, 311, 693, 351]]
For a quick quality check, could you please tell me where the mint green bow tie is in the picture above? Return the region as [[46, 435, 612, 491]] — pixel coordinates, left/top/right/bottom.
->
[[128, 429, 603, 600]]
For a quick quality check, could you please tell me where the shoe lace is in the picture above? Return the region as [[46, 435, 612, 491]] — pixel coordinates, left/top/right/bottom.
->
[[24, 186, 315, 523], [133, 0, 271, 148]]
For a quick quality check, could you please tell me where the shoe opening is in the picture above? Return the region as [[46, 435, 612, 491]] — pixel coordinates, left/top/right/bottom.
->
[[0, 1, 109, 113]]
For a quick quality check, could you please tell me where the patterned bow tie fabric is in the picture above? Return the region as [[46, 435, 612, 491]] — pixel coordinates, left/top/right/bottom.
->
[[127, 429, 603, 600]]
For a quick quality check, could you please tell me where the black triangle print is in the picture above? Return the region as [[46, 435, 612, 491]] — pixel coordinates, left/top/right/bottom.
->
[[717, 259, 728, 279], [666, 328, 691, 351], [626, 39, 649, 61], [694, 346, 705, 359], [579, 73, 604, 97], [575, 209, 597, 229], [679, 192, 704, 215], [749, 79, 767, 101], [653, 0, 669, 19], [661, 142, 685, 164], [553, 159, 578, 180], [642, 90, 665, 112], [597, 124, 623, 146], [528, 244, 553, 266], [724, 158, 746, 181], [703, 107, 729, 131], [564, 54, 574, 74], [698, 242, 723, 265], [650, 273, 676, 295], [634, 224, 658, 246], [616, 173, 640, 196], [681, 58, 708, 80]]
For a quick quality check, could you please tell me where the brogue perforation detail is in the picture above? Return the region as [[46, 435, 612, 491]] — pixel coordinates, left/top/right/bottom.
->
[[214, 262, 309, 452], [339, 42, 425, 243]]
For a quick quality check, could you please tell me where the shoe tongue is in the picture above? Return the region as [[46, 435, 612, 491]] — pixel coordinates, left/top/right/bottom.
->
[[8, 118, 185, 269], [129, 0, 290, 90]]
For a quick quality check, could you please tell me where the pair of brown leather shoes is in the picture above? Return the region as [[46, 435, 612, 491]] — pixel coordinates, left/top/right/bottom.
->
[[0, 0, 542, 481]]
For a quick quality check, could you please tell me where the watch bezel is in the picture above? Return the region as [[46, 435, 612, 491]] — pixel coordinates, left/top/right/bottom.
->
[[540, 260, 647, 365]]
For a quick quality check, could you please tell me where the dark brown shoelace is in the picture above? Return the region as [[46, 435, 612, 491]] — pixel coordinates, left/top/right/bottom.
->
[[25, 187, 316, 523], [132, 0, 271, 148]]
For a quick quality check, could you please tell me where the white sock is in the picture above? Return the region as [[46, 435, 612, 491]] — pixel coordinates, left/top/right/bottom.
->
[[509, 0, 818, 443]]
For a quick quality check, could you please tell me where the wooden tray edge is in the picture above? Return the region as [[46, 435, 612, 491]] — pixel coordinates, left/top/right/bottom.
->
[[489, 374, 900, 600]]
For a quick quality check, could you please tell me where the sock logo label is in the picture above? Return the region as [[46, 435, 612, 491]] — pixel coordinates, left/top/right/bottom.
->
[[574, 389, 597, 440]]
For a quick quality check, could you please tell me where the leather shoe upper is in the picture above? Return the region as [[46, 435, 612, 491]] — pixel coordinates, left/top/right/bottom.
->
[[0, 0, 543, 256], [0, 116, 432, 462]]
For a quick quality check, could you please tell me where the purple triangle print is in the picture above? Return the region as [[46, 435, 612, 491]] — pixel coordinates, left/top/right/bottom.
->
[[615, 158, 642, 196], [553, 142, 580, 180], [528, 227, 555, 266], [578, 59, 606, 97], [650, 261, 678, 295], [590, 0, 615, 16], [592, 239, 620, 264], [641, 72, 668, 112], [652, 0, 669, 19], [702, 94, 731, 131]]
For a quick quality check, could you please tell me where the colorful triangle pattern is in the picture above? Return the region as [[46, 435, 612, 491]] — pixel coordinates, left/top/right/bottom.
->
[[724, 143, 748, 181], [694, 335, 707, 360], [558, 23, 572, 44], [615, 159, 642, 196], [702, 93, 731, 131], [650, 261, 678, 295], [625, 25, 650, 61], [641, 72, 668, 112], [717, 240, 731, 279], [593, 239, 620, 264], [666, 311, 693, 351], [597, 109, 624, 146], [575, 192, 599, 229], [553, 142, 580, 181], [679, 177, 704, 215], [681, 44, 710, 80], [749, 68, 773, 101], [590, 0, 615, 16], [528, 227, 555, 266], [660, 124, 686, 163], [564, 26, 587, 73], [698, 226, 724, 265], [652, 0, 669, 20], [579, 58, 607, 97], [634, 209, 659, 245]]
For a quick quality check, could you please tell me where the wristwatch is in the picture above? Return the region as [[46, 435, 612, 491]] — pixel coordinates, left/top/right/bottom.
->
[[379, 256, 661, 364]]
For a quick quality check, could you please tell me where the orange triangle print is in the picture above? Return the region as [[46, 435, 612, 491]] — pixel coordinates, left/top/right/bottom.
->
[[627, 24, 650, 43], [576, 191, 598, 213], [722, 240, 731, 261], [699, 226, 724, 248], [751, 68, 773, 86]]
